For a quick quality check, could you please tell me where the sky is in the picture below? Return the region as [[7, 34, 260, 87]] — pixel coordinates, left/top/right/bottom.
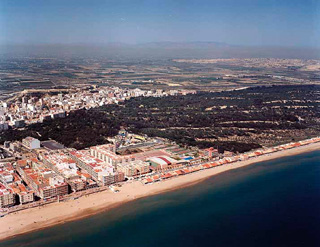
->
[[0, 0, 319, 47]]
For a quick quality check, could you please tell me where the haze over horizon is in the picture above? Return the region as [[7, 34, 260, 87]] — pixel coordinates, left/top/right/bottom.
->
[[1, 0, 319, 48]]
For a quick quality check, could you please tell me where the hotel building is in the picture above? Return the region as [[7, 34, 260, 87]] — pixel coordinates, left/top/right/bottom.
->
[[42, 152, 89, 192], [16, 159, 68, 199], [117, 160, 150, 177], [0, 162, 34, 204], [69, 150, 125, 186]]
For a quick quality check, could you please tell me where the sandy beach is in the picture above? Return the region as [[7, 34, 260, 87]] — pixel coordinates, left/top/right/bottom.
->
[[0, 142, 319, 241]]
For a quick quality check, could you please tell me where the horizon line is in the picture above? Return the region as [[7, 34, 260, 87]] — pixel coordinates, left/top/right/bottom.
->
[[0, 41, 319, 49]]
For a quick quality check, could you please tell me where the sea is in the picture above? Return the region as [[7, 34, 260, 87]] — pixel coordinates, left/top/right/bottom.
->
[[1, 150, 320, 247]]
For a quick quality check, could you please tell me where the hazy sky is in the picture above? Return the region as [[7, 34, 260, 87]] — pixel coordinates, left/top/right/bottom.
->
[[0, 0, 319, 47]]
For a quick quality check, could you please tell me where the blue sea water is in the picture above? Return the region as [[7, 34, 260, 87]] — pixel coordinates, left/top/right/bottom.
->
[[1, 150, 320, 247]]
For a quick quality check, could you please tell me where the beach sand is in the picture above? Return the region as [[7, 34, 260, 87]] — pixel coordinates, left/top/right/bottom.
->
[[0, 142, 319, 241]]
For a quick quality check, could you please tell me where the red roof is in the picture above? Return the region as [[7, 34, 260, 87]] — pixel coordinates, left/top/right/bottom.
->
[[183, 169, 191, 173], [202, 164, 210, 169], [153, 175, 160, 180], [157, 157, 172, 165], [175, 170, 184, 175]]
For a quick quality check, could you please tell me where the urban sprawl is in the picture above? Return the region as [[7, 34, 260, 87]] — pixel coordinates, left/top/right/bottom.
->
[[0, 86, 319, 216], [0, 86, 195, 129], [0, 130, 319, 214]]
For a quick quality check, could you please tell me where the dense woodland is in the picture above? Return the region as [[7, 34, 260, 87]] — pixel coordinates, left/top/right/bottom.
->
[[0, 110, 120, 150], [99, 85, 320, 152], [1, 85, 319, 152]]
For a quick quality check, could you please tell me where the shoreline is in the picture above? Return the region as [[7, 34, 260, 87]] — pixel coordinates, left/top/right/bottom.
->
[[0, 142, 319, 242]]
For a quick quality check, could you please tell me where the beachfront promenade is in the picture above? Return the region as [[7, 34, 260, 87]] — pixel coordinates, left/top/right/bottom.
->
[[0, 138, 319, 241], [141, 137, 320, 184], [1, 137, 319, 217]]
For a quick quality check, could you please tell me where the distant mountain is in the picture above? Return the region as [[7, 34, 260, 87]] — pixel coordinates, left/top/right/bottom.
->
[[137, 41, 230, 48], [0, 42, 319, 60]]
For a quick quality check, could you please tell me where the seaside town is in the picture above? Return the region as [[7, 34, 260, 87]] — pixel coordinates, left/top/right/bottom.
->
[[1, 0, 320, 245], [0, 125, 319, 214], [0, 84, 320, 215], [0, 86, 196, 130]]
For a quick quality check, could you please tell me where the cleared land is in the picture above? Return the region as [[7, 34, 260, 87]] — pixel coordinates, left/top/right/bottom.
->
[[1, 57, 319, 97]]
